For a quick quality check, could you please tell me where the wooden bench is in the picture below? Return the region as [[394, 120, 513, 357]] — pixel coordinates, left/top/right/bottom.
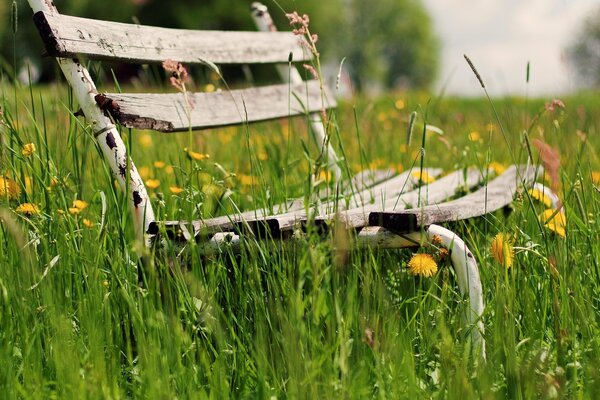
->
[[28, 0, 551, 359]]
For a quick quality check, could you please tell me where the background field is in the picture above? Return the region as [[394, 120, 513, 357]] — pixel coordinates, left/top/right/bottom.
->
[[1, 71, 600, 398]]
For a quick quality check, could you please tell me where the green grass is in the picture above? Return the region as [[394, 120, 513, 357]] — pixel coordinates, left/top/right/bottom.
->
[[1, 73, 600, 398]]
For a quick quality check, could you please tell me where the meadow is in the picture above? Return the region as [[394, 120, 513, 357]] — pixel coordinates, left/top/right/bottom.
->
[[1, 69, 600, 398]]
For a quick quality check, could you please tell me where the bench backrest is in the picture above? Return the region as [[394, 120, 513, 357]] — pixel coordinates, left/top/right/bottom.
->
[[32, 10, 335, 133]]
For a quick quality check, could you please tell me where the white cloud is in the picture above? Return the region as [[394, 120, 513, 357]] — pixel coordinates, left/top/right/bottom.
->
[[422, 0, 600, 96]]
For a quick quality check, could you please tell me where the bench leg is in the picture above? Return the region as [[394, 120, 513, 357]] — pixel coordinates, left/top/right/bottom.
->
[[357, 225, 486, 361], [29, 0, 156, 245]]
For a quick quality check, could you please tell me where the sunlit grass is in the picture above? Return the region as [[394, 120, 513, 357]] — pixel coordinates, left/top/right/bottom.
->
[[1, 74, 600, 398]]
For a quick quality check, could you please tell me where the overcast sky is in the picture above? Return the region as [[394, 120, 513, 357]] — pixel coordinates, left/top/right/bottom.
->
[[421, 0, 600, 96]]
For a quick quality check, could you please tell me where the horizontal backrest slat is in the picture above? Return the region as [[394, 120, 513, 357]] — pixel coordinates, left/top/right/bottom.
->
[[100, 81, 335, 132], [33, 11, 311, 64]]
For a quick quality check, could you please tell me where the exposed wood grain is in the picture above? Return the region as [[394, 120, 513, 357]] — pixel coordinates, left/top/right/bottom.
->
[[100, 81, 335, 132], [33, 11, 311, 65], [369, 165, 538, 233]]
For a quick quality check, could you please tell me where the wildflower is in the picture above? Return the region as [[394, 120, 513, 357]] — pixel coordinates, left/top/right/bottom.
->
[[539, 209, 566, 238], [15, 203, 39, 216], [488, 162, 506, 175], [399, 144, 409, 154], [591, 171, 600, 185], [138, 166, 151, 180], [169, 185, 184, 195], [491, 233, 514, 269], [411, 170, 435, 184], [185, 148, 209, 161], [68, 199, 88, 215], [153, 160, 166, 168], [165, 165, 174, 175], [544, 99, 565, 112], [0, 177, 20, 200], [238, 174, 257, 186], [138, 133, 153, 148], [368, 158, 384, 170], [468, 131, 481, 142], [317, 170, 332, 183], [528, 188, 553, 208], [302, 64, 319, 80], [257, 151, 268, 161], [82, 218, 94, 228], [162, 59, 189, 93], [22, 143, 36, 157], [394, 99, 405, 110], [204, 83, 216, 93], [145, 179, 160, 189], [407, 253, 438, 277]]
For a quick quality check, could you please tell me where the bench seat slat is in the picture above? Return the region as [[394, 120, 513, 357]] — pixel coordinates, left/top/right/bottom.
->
[[100, 81, 335, 132], [369, 165, 537, 233], [33, 11, 311, 64]]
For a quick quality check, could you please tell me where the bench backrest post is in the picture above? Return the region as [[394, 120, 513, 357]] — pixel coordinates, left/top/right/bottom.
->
[[250, 2, 342, 182], [28, 0, 156, 245]]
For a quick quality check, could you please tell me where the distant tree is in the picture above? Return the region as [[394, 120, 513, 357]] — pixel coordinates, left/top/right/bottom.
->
[[566, 7, 600, 87], [340, 0, 439, 91]]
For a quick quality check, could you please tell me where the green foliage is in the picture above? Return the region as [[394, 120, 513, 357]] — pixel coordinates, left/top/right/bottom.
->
[[341, 0, 439, 91], [566, 6, 600, 87], [2, 68, 600, 396]]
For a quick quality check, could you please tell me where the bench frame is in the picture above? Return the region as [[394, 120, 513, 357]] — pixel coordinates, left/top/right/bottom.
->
[[28, 0, 558, 360]]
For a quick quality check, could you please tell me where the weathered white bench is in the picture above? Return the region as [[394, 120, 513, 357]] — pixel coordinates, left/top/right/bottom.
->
[[28, 0, 549, 359]]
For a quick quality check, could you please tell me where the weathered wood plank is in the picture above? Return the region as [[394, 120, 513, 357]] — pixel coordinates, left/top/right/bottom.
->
[[369, 165, 538, 233], [99, 81, 335, 132], [326, 167, 486, 229], [33, 11, 311, 65], [148, 168, 453, 237]]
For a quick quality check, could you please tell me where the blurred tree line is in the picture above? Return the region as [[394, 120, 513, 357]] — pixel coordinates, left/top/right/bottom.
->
[[566, 6, 600, 88], [1, 0, 439, 91]]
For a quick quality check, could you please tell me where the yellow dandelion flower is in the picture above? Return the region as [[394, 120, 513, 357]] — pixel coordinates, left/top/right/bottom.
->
[[407, 253, 438, 277], [528, 188, 552, 208], [73, 200, 88, 210], [165, 165, 174, 175], [377, 111, 387, 122], [169, 185, 184, 194], [138, 133, 153, 148], [591, 171, 600, 185], [153, 160, 166, 169], [468, 131, 481, 142], [145, 179, 160, 189], [394, 99, 405, 110], [68, 199, 88, 215], [491, 233, 514, 269], [238, 174, 257, 186], [488, 162, 506, 175], [368, 158, 385, 170], [317, 170, 332, 183], [82, 218, 94, 228], [411, 170, 435, 184], [258, 151, 268, 161], [204, 83, 216, 93], [138, 166, 151, 180], [22, 143, 36, 157], [50, 177, 59, 188], [0, 177, 20, 200], [15, 203, 39, 216], [400, 144, 409, 154], [185, 148, 209, 161], [539, 209, 566, 238]]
